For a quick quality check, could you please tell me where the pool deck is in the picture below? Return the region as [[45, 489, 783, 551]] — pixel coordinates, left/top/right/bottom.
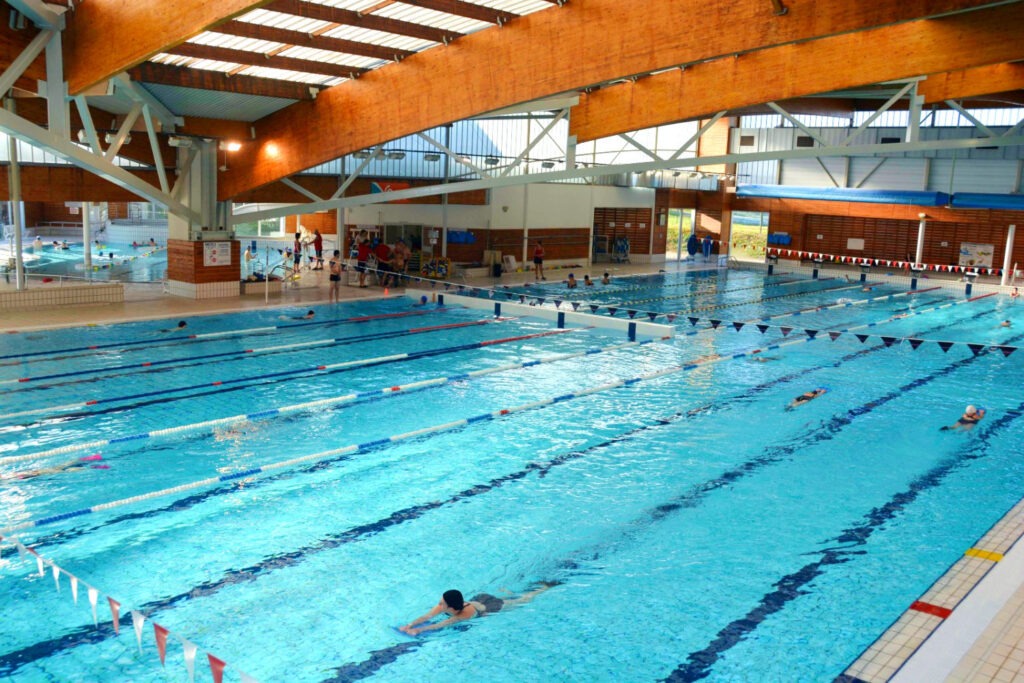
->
[[1, 258, 1022, 683]]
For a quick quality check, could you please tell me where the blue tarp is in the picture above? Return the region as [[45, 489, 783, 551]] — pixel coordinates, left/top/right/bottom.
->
[[736, 185, 950, 206], [950, 193, 1024, 210]]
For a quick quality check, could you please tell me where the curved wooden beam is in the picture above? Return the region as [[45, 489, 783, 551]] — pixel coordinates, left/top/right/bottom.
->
[[919, 62, 1024, 104], [220, 0, 1004, 198], [569, 3, 1024, 143]]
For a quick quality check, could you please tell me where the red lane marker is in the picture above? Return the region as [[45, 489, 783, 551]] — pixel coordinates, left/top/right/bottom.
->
[[86, 400, 98, 405], [348, 310, 431, 322], [245, 349, 254, 353], [499, 409, 509, 415], [478, 328, 575, 347], [141, 362, 152, 367], [88, 345, 98, 349], [18, 378, 30, 382], [407, 320, 490, 334], [390, 386, 401, 391], [318, 365, 327, 370], [909, 601, 952, 619], [188, 335, 197, 339], [967, 291, 998, 302], [211, 381, 222, 386]]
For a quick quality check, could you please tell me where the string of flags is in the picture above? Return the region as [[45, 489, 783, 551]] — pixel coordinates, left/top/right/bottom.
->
[[765, 247, 1004, 276], [0, 534, 258, 683]]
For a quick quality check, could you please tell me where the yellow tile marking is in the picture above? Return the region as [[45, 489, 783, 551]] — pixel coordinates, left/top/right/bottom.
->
[[965, 548, 1004, 562]]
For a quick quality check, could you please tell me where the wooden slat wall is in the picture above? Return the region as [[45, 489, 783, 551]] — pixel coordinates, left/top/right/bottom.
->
[[166, 239, 241, 284], [593, 207, 654, 255]]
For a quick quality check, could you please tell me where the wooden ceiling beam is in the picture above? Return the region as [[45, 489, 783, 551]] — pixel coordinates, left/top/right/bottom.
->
[[265, 0, 458, 44], [919, 62, 1024, 104], [570, 4, 1024, 142], [62, 0, 273, 94], [214, 20, 413, 61], [166, 42, 364, 79], [219, 0, 1015, 197], [400, 0, 515, 25], [128, 62, 318, 101]]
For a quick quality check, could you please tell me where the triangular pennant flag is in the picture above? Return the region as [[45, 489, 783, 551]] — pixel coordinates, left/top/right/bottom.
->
[[967, 343, 984, 356], [154, 623, 169, 666], [855, 334, 869, 343], [35, 555, 44, 577], [647, 312, 658, 321], [938, 341, 954, 353], [536, 298, 545, 306], [108, 597, 120, 635], [828, 332, 842, 341], [805, 329, 818, 339], [208, 654, 227, 683], [607, 308, 618, 316], [182, 638, 198, 682], [589, 304, 599, 313], [908, 338, 924, 350], [131, 611, 146, 653], [688, 317, 700, 326], [780, 327, 792, 337], [553, 299, 562, 308], [732, 322, 744, 332], [881, 336, 898, 347], [709, 319, 722, 329], [997, 345, 1017, 357], [88, 587, 99, 625], [505, 293, 513, 300], [572, 302, 580, 311], [756, 324, 769, 334], [71, 576, 79, 604], [666, 314, 677, 323], [519, 295, 525, 303], [52, 565, 60, 592], [627, 310, 637, 319]]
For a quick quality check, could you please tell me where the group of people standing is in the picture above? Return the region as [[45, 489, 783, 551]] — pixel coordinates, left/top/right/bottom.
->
[[352, 229, 412, 289]]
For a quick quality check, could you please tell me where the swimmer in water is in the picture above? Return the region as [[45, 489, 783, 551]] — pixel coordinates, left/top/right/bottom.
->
[[2, 455, 107, 482], [413, 295, 430, 307], [1000, 320, 1011, 328], [279, 310, 315, 320], [213, 420, 257, 442], [941, 405, 985, 431], [786, 388, 827, 411], [399, 583, 557, 636], [159, 320, 187, 332]]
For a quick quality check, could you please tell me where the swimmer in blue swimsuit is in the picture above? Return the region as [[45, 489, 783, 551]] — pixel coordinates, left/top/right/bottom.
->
[[399, 584, 557, 635]]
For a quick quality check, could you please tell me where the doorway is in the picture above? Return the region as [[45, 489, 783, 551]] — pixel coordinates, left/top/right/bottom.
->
[[729, 211, 769, 262], [665, 208, 695, 261]]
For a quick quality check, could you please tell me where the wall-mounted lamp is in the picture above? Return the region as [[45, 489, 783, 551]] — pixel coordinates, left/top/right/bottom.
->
[[105, 132, 130, 145], [219, 141, 242, 152], [424, 153, 441, 162], [918, 212, 927, 219], [168, 136, 192, 148]]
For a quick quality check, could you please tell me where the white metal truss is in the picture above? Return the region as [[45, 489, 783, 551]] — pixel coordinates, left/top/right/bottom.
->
[[5, 0, 64, 30], [416, 131, 492, 179], [236, 133, 1024, 223], [499, 107, 569, 176]]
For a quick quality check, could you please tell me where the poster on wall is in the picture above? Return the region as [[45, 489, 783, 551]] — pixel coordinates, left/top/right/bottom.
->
[[203, 241, 231, 267], [958, 242, 994, 268]]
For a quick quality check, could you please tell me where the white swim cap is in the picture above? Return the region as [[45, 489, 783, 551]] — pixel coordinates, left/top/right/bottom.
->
[[966, 405, 977, 415]]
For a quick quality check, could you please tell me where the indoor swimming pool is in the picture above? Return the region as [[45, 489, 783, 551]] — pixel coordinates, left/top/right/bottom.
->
[[1, 240, 167, 283], [1, 268, 1022, 682]]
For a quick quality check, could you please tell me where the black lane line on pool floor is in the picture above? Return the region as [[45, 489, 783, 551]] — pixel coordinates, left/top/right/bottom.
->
[[0, 330, 903, 675], [2, 324, 585, 431], [0, 308, 996, 676], [661, 344, 1024, 682], [0, 314, 498, 394], [0, 308, 440, 368]]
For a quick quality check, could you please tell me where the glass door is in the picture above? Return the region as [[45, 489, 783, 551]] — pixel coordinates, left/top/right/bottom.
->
[[665, 208, 695, 261]]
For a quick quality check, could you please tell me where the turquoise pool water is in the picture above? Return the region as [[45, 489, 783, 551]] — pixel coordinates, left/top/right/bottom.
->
[[1, 269, 1022, 682], [10, 241, 167, 282]]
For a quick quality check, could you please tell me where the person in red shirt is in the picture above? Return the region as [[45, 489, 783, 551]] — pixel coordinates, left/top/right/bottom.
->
[[374, 240, 394, 287], [312, 229, 324, 270], [533, 240, 545, 280]]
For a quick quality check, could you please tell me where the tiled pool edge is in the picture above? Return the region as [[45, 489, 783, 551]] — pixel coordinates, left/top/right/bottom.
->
[[838, 497, 1024, 682]]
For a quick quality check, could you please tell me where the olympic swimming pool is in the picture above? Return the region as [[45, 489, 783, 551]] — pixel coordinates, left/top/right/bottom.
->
[[1, 268, 1022, 682]]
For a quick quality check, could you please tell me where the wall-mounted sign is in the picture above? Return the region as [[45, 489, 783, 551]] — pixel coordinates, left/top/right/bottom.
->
[[203, 241, 231, 267], [959, 242, 994, 268]]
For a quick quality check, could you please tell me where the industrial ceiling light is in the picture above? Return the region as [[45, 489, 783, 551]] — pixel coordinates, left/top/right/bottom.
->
[[424, 153, 441, 162], [167, 136, 191, 148], [353, 151, 370, 159], [688, 171, 700, 178], [541, 161, 555, 169], [105, 132, 130, 145], [672, 170, 681, 177], [386, 151, 406, 160], [484, 157, 500, 165]]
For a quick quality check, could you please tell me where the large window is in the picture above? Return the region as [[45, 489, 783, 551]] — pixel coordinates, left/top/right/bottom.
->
[[233, 218, 285, 238]]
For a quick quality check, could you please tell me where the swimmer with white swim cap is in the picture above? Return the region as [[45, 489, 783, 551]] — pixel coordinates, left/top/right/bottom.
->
[[941, 405, 985, 431]]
